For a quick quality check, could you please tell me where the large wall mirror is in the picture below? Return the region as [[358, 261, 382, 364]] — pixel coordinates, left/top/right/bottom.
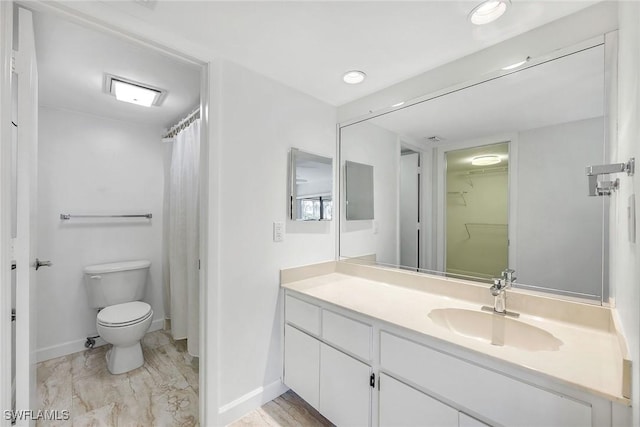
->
[[339, 37, 613, 303]]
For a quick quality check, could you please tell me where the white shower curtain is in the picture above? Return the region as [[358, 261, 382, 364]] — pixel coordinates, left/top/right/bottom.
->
[[165, 118, 200, 357]]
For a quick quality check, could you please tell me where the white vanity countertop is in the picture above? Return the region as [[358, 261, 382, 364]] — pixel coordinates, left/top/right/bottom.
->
[[281, 263, 629, 405]]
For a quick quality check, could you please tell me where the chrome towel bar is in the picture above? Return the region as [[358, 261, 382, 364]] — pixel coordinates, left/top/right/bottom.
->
[[60, 213, 152, 220]]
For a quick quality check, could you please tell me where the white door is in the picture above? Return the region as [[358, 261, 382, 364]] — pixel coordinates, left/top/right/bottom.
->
[[319, 343, 371, 426], [400, 152, 420, 269], [14, 7, 39, 425], [283, 325, 320, 410]]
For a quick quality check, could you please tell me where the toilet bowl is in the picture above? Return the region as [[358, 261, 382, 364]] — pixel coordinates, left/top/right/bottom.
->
[[97, 301, 153, 374]]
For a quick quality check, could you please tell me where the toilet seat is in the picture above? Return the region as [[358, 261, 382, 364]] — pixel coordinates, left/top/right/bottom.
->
[[98, 301, 152, 327]]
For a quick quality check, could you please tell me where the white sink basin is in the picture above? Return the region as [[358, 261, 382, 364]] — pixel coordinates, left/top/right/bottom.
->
[[428, 308, 562, 352]]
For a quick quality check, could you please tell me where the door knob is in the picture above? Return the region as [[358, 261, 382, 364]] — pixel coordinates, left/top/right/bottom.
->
[[34, 258, 52, 270]]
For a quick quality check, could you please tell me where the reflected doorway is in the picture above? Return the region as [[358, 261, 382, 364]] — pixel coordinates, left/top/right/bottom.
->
[[400, 148, 421, 270], [445, 143, 509, 279]]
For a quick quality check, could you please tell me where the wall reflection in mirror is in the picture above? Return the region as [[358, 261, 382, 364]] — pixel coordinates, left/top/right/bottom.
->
[[339, 41, 609, 303], [289, 148, 333, 221]]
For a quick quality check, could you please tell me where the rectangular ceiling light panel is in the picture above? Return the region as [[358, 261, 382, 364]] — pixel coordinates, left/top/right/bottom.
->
[[105, 74, 167, 107]]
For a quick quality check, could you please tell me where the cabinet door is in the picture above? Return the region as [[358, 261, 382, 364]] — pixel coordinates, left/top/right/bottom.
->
[[284, 325, 320, 409], [320, 343, 371, 426], [459, 413, 490, 427], [379, 374, 458, 427]]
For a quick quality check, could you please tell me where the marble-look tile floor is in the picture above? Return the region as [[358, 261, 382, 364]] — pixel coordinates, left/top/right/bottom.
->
[[229, 391, 333, 427], [36, 329, 199, 427]]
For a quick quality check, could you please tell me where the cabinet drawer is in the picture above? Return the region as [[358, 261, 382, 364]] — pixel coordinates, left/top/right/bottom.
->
[[379, 374, 458, 427], [285, 294, 320, 335], [380, 332, 591, 427], [322, 310, 371, 360]]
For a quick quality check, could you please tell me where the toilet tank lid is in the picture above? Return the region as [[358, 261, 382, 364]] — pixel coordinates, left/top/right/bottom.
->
[[84, 260, 151, 275]]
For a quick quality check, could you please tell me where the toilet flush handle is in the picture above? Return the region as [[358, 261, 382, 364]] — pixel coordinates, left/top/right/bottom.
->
[[90, 275, 101, 280]]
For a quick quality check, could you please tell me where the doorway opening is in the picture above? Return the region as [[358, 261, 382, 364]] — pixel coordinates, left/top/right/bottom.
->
[[7, 4, 208, 425], [444, 142, 509, 280]]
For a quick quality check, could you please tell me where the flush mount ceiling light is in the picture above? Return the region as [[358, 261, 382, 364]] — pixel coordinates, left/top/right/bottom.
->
[[343, 70, 366, 85], [502, 56, 531, 71], [471, 155, 501, 166], [469, 0, 510, 25], [104, 74, 167, 107]]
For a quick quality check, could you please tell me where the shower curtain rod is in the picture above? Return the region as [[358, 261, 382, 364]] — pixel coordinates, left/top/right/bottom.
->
[[163, 107, 200, 140]]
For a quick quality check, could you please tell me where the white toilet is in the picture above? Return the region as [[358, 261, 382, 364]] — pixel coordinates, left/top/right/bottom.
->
[[84, 260, 154, 374]]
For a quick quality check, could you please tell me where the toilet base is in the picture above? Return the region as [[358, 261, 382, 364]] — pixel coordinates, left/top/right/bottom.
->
[[105, 342, 144, 374]]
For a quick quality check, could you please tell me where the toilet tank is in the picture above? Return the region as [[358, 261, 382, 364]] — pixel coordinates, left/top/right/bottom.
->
[[83, 260, 151, 308]]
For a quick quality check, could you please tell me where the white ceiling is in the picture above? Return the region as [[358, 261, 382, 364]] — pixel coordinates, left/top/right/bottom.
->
[[33, 10, 201, 128], [95, 0, 598, 106], [367, 44, 604, 144]]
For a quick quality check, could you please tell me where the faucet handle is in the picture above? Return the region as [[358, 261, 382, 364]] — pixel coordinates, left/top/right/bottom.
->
[[501, 268, 516, 283]]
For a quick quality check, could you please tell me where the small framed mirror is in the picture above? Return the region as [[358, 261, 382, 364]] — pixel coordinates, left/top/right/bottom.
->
[[289, 148, 333, 221], [345, 160, 374, 220]]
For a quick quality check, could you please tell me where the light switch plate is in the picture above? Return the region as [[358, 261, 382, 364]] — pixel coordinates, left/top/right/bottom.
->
[[629, 194, 636, 244], [273, 221, 285, 242]]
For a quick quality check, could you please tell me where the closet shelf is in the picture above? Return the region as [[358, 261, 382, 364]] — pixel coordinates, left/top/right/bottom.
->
[[447, 191, 469, 206], [464, 223, 507, 239]]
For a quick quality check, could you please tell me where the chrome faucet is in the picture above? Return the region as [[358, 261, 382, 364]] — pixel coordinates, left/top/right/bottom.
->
[[483, 269, 519, 318]]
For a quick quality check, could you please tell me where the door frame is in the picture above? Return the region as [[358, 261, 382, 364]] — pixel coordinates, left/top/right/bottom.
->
[[0, 2, 14, 426], [398, 142, 422, 270], [0, 2, 215, 425]]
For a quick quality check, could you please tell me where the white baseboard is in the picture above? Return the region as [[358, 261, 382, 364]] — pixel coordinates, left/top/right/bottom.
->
[[36, 318, 164, 363], [218, 380, 288, 426]]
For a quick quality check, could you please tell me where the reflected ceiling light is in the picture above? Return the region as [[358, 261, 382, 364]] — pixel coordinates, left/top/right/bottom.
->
[[104, 74, 166, 107], [391, 101, 405, 108], [343, 70, 367, 85], [502, 56, 531, 71], [469, 0, 510, 25], [471, 155, 501, 166]]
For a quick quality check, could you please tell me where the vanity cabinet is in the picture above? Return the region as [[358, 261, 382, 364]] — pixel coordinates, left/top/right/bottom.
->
[[283, 291, 604, 427], [284, 295, 373, 426]]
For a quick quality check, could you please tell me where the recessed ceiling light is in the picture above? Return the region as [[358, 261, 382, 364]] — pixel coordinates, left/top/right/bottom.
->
[[471, 155, 501, 166], [391, 101, 405, 108], [104, 74, 167, 107], [112, 80, 159, 107], [502, 56, 531, 71], [469, 0, 510, 25], [343, 70, 366, 85]]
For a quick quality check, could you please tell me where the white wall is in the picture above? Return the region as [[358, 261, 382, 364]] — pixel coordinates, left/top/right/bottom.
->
[[36, 106, 165, 361], [214, 60, 336, 420], [517, 118, 604, 298], [613, 3, 640, 425], [340, 122, 399, 264]]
